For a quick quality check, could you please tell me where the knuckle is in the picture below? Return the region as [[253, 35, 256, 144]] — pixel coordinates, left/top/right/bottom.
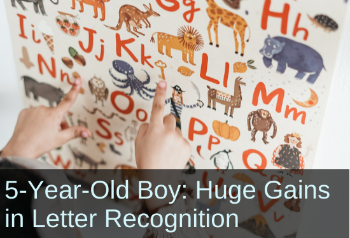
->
[[152, 102, 163, 111]]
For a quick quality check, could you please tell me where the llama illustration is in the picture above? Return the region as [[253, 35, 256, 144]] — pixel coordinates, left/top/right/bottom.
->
[[207, 77, 245, 117], [205, 0, 251, 56]]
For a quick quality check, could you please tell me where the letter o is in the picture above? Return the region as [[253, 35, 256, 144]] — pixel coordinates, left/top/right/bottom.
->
[[150, 213, 163, 228], [212, 214, 224, 228], [111, 91, 134, 114], [91, 181, 109, 199], [136, 109, 148, 122]]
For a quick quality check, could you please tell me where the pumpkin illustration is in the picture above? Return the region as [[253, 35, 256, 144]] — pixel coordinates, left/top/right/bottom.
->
[[213, 120, 240, 141], [233, 62, 248, 73], [233, 60, 257, 73]]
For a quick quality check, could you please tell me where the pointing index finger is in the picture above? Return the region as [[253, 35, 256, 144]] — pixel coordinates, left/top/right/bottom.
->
[[56, 78, 82, 113], [150, 81, 167, 126]]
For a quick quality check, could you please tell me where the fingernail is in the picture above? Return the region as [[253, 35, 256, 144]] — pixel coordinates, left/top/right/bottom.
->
[[158, 80, 166, 89], [81, 131, 88, 138], [74, 78, 81, 86]]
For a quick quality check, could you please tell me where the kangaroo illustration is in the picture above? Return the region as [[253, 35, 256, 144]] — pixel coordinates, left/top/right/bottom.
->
[[69, 146, 106, 173], [72, 0, 110, 21], [104, 3, 160, 37]]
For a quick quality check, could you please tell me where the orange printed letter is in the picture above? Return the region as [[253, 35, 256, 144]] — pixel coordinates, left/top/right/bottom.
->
[[116, 33, 138, 63], [38, 54, 56, 78], [200, 53, 220, 85], [293, 14, 309, 41], [252, 82, 285, 113], [284, 105, 306, 124], [188, 117, 208, 141], [156, 0, 180, 12], [111, 91, 134, 115], [18, 14, 27, 39], [242, 149, 267, 177], [96, 118, 112, 139], [261, 0, 290, 35], [208, 135, 220, 150], [79, 27, 97, 53]]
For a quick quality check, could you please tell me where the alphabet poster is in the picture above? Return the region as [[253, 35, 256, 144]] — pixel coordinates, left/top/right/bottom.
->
[[4, 0, 348, 236]]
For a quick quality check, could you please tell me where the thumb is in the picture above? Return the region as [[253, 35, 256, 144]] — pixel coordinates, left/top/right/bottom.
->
[[57, 126, 91, 145]]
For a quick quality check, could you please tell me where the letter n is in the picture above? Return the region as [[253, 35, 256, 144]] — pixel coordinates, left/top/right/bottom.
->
[[284, 105, 306, 124], [38, 54, 56, 78], [252, 82, 284, 113], [261, 0, 290, 35]]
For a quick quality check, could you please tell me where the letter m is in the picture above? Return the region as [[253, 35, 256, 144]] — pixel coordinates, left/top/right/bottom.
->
[[252, 82, 285, 113], [284, 105, 306, 124]]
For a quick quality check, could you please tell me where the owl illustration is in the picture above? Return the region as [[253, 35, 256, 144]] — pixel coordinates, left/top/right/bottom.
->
[[89, 76, 109, 106]]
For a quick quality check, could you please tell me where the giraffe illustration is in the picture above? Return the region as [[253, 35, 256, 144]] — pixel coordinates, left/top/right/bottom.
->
[[206, 0, 251, 56]]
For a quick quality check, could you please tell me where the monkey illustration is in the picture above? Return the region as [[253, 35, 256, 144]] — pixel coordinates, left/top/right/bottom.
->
[[247, 109, 277, 144]]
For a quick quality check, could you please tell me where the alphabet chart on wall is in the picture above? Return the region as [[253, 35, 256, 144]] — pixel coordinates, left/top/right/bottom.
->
[[4, 0, 348, 236]]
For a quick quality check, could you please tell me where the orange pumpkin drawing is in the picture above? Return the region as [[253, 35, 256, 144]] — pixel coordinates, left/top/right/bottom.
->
[[233, 62, 248, 73], [213, 120, 240, 141], [233, 60, 256, 73]]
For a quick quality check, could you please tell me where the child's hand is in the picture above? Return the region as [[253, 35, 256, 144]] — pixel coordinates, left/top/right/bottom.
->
[[1, 78, 91, 159], [135, 80, 191, 213], [135, 80, 191, 170]]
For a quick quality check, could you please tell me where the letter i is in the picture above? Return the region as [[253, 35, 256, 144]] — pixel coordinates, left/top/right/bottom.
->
[[299, 180, 303, 198], [18, 14, 27, 39], [32, 25, 41, 44], [6, 209, 9, 227], [206, 209, 210, 227], [193, 208, 197, 227], [96, 39, 104, 61]]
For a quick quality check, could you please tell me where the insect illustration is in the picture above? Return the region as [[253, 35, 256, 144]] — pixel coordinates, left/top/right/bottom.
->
[[104, 3, 160, 37], [88, 76, 109, 106], [71, 0, 110, 21], [109, 60, 156, 100], [150, 26, 204, 65], [207, 77, 245, 117], [206, 0, 251, 56], [210, 150, 233, 173], [308, 14, 338, 32]]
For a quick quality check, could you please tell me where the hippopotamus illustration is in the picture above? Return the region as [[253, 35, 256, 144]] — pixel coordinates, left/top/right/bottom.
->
[[22, 76, 65, 107], [260, 35, 325, 84]]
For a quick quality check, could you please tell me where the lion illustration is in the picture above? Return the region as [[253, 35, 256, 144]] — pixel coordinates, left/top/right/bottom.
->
[[150, 26, 204, 65]]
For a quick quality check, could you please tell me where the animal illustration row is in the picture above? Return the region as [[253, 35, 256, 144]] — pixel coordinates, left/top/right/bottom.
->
[[63, 128, 308, 176], [23, 74, 280, 147], [12, 0, 329, 84]]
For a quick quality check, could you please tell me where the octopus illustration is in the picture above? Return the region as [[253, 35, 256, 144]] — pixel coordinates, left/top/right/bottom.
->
[[109, 60, 156, 100]]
